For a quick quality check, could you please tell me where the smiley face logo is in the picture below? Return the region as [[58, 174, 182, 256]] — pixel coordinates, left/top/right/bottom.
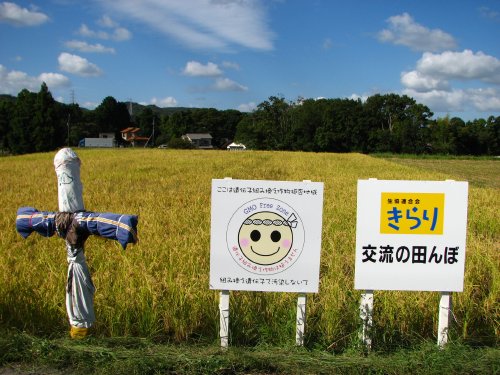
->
[[226, 198, 304, 275], [238, 211, 296, 265]]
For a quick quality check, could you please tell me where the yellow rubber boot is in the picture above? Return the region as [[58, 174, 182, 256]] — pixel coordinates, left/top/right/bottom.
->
[[70, 326, 89, 339]]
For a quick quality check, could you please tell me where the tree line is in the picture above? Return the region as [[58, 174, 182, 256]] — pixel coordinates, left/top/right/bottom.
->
[[1, 84, 499, 155]]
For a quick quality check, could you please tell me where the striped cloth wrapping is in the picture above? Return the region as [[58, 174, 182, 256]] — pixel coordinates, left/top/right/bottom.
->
[[16, 207, 138, 250]]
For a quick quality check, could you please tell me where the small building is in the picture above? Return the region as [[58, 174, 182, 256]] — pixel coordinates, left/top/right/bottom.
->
[[78, 132, 116, 148], [79, 138, 115, 147], [182, 133, 213, 149], [226, 142, 246, 151], [121, 127, 149, 147], [99, 132, 115, 139]]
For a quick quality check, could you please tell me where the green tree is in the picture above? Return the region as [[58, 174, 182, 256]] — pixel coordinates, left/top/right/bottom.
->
[[136, 107, 160, 146], [7, 89, 37, 154], [234, 114, 262, 149], [235, 96, 294, 150], [94, 96, 130, 139], [428, 116, 456, 154], [314, 98, 363, 152], [63, 103, 87, 147], [0, 99, 14, 152], [167, 136, 195, 149], [158, 111, 193, 144], [363, 94, 432, 153], [289, 98, 324, 151], [485, 116, 500, 155], [31, 82, 62, 152]]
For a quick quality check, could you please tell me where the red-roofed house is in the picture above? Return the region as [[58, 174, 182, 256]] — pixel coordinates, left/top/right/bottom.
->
[[121, 127, 150, 147]]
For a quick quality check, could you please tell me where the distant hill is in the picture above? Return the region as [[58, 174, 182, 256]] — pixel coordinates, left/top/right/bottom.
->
[[128, 102, 199, 117], [0, 94, 198, 117], [0, 94, 16, 104]]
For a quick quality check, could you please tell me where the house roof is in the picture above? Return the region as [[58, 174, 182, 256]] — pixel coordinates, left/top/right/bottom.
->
[[184, 133, 212, 140], [227, 142, 246, 149], [121, 127, 140, 134], [128, 135, 149, 141]]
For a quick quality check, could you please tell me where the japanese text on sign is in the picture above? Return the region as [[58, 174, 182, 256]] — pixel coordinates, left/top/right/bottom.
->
[[216, 185, 319, 196], [380, 193, 444, 234], [210, 179, 324, 293], [355, 179, 468, 292], [219, 277, 309, 287], [361, 244, 459, 264]]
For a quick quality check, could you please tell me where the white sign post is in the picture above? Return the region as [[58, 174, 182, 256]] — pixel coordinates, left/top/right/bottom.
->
[[210, 179, 324, 347], [296, 293, 307, 346], [219, 289, 230, 349], [354, 179, 468, 349], [438, 291, 452, 348], [359, 290, 373, 351]]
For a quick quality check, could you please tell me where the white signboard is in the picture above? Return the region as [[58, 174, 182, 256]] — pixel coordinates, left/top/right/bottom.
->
[[210, 179, 324, 293], [355, 180, 468, 292]]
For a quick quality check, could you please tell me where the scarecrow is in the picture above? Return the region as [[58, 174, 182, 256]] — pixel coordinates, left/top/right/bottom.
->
[[16, 148, 138, 338]]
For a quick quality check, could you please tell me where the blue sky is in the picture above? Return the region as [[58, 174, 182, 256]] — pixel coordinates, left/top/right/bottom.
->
[[1, 0, 499, 121]]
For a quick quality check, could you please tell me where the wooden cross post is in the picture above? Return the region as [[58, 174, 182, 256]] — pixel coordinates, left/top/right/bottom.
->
[[54, 148, 95, 338], [16, 148, 138, 339]]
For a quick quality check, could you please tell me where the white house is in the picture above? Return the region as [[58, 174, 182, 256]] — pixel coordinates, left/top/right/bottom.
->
[[226, 142, 246, 151], [182, 133, 213, 149]]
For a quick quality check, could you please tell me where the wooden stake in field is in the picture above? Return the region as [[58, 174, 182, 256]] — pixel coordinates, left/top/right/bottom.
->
[[16, 148, 138, 339], [54, 148, 94, 338]]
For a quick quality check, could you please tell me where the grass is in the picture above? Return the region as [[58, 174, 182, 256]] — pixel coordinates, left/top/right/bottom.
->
[[380, 156, 500, 189], [0, 150, 498, 353], [1, 331, 499, 374]]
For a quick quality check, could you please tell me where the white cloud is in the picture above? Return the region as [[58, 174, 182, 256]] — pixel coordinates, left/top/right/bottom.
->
[[378, 13, 456, 52], [97, 15, 118, 28], [467, 88, 500, 111], [416, 50, 500, 84], [82, 101, 98, 109], [404, 87, 500, 113], [213, 77, 247, 91], [401, 50, 500, 114], [238, 101, 257, 112], [78, 24, 108, 39], [64, 40, 115, 53], [349, 94, 368, 102], [183, 61, 222, 77], [222, 61, 240, 70], [39, 72, 71, 87], [0, 64, 70, 95], [0, 2, 49, 26], [400, 70, 449, 92], [58, 52, 103, 77], [94, 0, 274, 51], [322, 38, 333, 50], [77, 21, 131, 41], [479, 6, 500, 21], [403, 88, 466, 112], [151, 96, 178, 107], [112, 27, 132, 41]]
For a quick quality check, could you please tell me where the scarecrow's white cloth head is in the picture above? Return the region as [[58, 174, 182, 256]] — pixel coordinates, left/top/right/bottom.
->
[[54, 148, 84, 212]]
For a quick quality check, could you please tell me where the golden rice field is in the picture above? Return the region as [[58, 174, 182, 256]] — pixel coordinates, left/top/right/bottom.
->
[[0, 149, 498, 350]]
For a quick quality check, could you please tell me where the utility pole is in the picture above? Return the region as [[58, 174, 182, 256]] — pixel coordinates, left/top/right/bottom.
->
[[67, 114, 71, 147], [152, 117, 155, 146]]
